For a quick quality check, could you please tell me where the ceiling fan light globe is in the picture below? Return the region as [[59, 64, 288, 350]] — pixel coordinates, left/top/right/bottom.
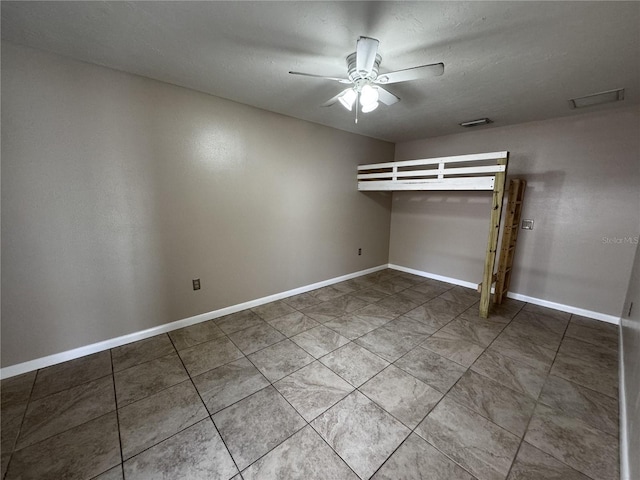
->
[[360, 84, 379, 106], [361, 101, 379, 113], [338, 88, 357, 111]]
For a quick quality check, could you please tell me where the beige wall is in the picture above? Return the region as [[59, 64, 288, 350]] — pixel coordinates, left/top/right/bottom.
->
[[1, 43, 394, 367], [391, 106, 639, 316], [622, 244, 640, 479]]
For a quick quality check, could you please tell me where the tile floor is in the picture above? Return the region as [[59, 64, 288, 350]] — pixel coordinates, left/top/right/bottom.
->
[[0, 269, 620, 480]]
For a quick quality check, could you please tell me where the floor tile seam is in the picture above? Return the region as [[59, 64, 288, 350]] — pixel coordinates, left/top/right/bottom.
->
[[2, 366, 39, 480], [245, 348, 317, 385], [534, 392, 620, 439], [113, 350, 186, 378], [29, 369, 116, 402], [505, 315, 579, 480], [109, 349, 125, 475], [304, 413, 368, 480], [561, 331, 619, 354], [421, 316, 500, 351], [13, 374, 118, 452], [166, 333, 243, 476], [420, 393, 524, 480], [353, 371, 435, 432], [542, 372, 620, 405]]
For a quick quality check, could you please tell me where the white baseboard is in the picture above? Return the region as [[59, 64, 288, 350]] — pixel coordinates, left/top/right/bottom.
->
[[0, 264, 387, 380], [388, 263, 621, 325], [619, 326, 629, 480]]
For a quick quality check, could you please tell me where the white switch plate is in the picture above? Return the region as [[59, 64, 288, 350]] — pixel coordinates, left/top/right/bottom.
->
[[522, 219, 534, 230]]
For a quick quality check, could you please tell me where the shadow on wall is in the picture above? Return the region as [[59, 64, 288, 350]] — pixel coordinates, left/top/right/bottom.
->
[[505, 169, 566, 298]]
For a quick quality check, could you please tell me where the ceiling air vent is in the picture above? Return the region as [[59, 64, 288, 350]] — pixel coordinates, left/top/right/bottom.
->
[[459, 118, 493, 128], [569, 88, 624, 109]]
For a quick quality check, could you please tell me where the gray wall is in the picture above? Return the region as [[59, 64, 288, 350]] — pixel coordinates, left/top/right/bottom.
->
[[390, 107, 639, 316], [622, 244, 640, 480], [1, 43, 394, 367]]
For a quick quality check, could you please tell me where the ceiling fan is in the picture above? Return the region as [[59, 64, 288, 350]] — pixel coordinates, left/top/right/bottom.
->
[[289, 36, 444, 123]]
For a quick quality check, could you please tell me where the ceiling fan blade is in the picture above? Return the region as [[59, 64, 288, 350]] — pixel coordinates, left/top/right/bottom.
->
[[375, 62, 444, 84], [321, 88, 352, 107], [289, 71, 351, 84], [377, 87, 400, 106], [356, 36, 379, 76]]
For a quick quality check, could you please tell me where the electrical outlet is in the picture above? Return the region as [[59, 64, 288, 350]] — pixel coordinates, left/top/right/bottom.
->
[[192, 279, 201, 291], [522, 219, 534, 230], [358, 248, 362, 256]]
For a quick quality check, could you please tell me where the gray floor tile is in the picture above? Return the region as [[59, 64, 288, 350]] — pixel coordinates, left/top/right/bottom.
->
[[355, 327, 426, 362], [395, 347, 466, 393], [168, 320, 226, 351], [308, 285, 346, 302], [371, 433, 475, 480], [550, 352, 618, 398], [5, 412, 120, 480], [193, 357, 269, 414], [416, 397, 520, 480], [447, 370, 536, 437], [404, 297, 465, 326], [1, 371, 36, 409], [375, 292, 420, 316], [290, 325, 350, 358], [538, 375, 619, 436], [94, 466, 124, 480], [524, 403, 619, 480], [354, 303, 398, 323], [178, 336, 244, 376], [436, 317, 505, 347], [437, 286, 480, 307], [114, 352, 188, 407], [252, 300, 297, 321], [16, 376, 116, 450], [360, 365, 442, 429], [324, 313, 387, 340], [227, 322, 285, 355], [311, 391, 410, 480], [282, 292, 323, 310], [522, 304, 571, 322], [421, 335, 485, 367], [248, 339, 314, 382], [458, 303, 513, 325], [471, 349, 547, 399], [320, 343, 389, 387], [118, 380, 208, 459], [564, 322, 618, 352], [408, 281, 451, 298], [31, 351, 112, 399], [267, 311, 319, 337], [112, 335, 174, 372], [503, 319, 563, 351], [384, 315, 440, 336], [1, 402, 27, 455], [212, 386, 305, 470], [350, 287, 390, 303], [507, 442, 591, 480], [302, 295, 369, 323], [569, 315, 618, 334], [513, 309, 568, 335], [490, 330, 556, 371], [1, 453, 10, 480], [370, 279, 406, 295], [123, 418, 237, 480], [274, 361, 354, 422], [557, 336, 618, 364], [215, 310, 264, 334], [242, 425, 358, 480]]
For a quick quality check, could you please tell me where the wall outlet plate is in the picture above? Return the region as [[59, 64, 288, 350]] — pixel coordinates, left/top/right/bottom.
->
[[192, 279, 201, 290], [522, 219, 534, 230]]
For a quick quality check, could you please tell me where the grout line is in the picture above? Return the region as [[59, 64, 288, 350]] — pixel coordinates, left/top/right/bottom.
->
[[109, 349, 125, 471]]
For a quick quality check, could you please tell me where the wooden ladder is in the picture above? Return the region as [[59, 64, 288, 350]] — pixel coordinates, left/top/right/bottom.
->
[[494, 179, 527, 304]]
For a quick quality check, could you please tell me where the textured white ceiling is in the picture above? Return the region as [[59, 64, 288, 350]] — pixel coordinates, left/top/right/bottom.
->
[[2, 1, 638, 142]]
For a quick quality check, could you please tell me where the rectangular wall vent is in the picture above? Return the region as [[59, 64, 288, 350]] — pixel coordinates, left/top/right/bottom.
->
[[569, 88, 624, 109]]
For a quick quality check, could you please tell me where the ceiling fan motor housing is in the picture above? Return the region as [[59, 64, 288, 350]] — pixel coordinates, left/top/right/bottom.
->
[[347, 52, 382, 83]]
